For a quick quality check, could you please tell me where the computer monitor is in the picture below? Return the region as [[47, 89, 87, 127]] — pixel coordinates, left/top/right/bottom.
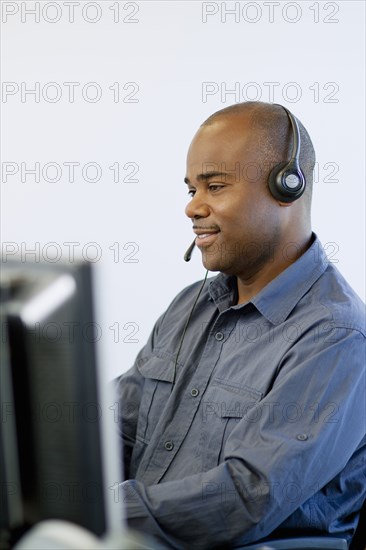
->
[[0, 259, 122, 548]]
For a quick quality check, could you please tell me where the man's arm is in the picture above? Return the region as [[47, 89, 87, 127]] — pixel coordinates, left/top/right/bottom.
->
[[113, 314, 167, 479]]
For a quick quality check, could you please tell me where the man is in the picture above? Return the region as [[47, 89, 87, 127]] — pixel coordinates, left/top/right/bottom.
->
[[115, 102, 365, 549]]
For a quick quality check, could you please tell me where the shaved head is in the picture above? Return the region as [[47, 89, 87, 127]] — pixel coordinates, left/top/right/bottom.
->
[[201, 101, 315, 207]]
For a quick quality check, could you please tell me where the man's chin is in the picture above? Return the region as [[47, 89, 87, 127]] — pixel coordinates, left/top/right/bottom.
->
[[200, 251, 229, 274]]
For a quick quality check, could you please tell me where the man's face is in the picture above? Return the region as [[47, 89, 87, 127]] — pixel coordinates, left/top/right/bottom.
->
[[184, 115, 282, 279]]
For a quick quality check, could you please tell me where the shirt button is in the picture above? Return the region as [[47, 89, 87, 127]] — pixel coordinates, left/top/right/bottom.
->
[[164, 441, 174, 451], [190, 388, 199, 397], [296, 434, 308, 441], [215, 332, 224, 341]]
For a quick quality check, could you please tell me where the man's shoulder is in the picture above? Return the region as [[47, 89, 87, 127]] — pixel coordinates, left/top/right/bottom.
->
[[309, 262, 365, 336]]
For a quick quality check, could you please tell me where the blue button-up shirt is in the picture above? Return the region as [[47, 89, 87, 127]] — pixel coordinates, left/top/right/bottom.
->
[[115, 235, 366, 549]]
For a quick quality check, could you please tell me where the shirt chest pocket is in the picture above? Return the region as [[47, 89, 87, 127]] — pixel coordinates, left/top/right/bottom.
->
[[199, 378, 263, 469], [135, 352, 175, 445]]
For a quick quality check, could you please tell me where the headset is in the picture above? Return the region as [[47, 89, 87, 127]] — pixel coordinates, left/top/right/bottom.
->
[[268, 105, 306, 203], [184, 105, 306, 262]]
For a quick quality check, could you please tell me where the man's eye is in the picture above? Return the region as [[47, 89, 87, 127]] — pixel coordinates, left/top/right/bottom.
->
[[187, 189, 195, 197], [209, 185, 224, 192]]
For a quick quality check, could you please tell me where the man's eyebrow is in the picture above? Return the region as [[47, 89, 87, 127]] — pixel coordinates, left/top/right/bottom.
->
[[184, 172, 233, 185]]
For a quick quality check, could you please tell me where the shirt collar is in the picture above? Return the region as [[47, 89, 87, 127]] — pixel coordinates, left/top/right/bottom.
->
[[208, 234, 329, 324]]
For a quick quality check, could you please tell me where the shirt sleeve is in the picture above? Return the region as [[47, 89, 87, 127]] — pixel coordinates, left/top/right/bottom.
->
[[119, 326, 366, 549], [113, 314, 165, 479]]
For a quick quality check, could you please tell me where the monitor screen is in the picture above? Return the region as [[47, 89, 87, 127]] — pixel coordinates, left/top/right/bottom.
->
[[0, 259, 122, 547]]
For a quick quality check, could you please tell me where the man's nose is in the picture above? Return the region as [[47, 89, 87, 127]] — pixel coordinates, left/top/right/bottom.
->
[[185, 192, 211, 219]]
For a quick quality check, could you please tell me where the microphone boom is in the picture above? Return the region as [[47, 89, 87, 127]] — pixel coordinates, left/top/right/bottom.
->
[[184, 239, 196, 262]]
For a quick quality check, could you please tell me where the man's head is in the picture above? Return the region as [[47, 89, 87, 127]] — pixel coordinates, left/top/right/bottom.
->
[[184, 101, 315, 281]]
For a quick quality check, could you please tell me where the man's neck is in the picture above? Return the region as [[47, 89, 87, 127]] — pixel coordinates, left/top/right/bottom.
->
[[236, 233, 313, 305]]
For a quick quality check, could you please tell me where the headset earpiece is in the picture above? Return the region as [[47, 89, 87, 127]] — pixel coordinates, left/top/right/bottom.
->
[[268, 107, 306, 203], [268, 160, 305, 203]]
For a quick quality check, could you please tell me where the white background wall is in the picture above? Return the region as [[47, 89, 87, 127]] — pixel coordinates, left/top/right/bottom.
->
[[1, 0, 365, 379]]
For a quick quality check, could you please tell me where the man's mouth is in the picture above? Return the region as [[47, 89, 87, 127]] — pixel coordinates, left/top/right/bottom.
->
[[193, 227, 220, 246], [196, 233, 217, 239]]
